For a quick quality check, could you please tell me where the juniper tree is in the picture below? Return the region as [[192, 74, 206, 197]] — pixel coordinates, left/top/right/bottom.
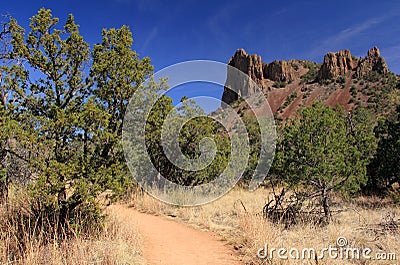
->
[[273, 102, 375, 219], [368, 105, 400, 192], [5, 8, 154, 235]]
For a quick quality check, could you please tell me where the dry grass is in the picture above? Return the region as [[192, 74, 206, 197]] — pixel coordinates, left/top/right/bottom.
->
[[4, 185, 397, 264], [133, 187, 400, 264], [0, 188, 144, 265]]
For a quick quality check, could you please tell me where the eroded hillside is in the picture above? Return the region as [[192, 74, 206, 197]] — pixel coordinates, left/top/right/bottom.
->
[[222, 47, 399, 120]]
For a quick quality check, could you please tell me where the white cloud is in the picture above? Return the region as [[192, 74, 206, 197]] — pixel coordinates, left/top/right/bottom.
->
[[307, 17, 383, 58], [141, 26, 158, 53], [205, 3, 240, 49]]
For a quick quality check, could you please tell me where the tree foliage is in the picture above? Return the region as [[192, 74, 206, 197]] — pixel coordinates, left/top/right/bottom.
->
[[273, 102, 375, 218], [145, 96, 231, 186], [0, 8, 153, 236], [368, 105, 400, 192], [1, 8, 235, 237]]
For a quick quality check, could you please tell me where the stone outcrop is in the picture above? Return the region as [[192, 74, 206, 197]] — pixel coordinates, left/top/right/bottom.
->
[[263, 60, 296, 82], [318, 49, 355, 80], [222, 49, 298, 105], [319, 47, 389, 80], [356, 47, 389, 77], [222, 49, 265, 104], [222, 46, 392, 107], [227, 48, 264, 86]]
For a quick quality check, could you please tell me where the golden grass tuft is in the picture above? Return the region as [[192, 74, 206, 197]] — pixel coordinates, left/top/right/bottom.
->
[[0, 187, 144, 265]]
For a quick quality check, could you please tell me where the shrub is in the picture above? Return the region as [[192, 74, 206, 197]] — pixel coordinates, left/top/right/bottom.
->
[[336, 76, 346, 84], [351, 85, 357, 97], [274, 81, 287, 88], [300, 61, 320, 84]]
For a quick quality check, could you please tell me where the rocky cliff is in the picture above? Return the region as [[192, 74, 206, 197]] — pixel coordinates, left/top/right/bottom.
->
[[318, 47, 389, 80], [356, 47, 389, 77], [222, 49, 297, 105], [264, 60, 296, 82], [222, 49, 265, 105], [318, 49, 355, 80], [221, 47, 398, 118]]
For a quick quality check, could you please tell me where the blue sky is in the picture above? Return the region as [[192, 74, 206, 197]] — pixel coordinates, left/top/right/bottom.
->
[[2, 0, 400, 111]]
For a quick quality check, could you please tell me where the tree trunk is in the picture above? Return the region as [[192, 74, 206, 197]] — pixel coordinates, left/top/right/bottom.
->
[[0, 149, 9, 204], [321, 185, 330, 220], [0, 180, 8, 204], [57, 187, 68, 239]]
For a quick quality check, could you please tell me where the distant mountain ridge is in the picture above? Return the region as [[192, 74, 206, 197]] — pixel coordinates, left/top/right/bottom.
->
[[222, 47, 398, 119]]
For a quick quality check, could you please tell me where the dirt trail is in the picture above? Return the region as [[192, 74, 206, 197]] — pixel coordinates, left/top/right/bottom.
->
[[110, 205, 241, 265]]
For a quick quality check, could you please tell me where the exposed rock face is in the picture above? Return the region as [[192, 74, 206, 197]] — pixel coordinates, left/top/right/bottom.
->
[[227, 48, 264, 87], [318, 47, 389, 80], [221, 46, 392, 109], [222, 49, 265, 104], [318, 49, 355, 80], [356, 47, 389, 77], [222, 49, 298, 105], [263, 60, 295, 82]]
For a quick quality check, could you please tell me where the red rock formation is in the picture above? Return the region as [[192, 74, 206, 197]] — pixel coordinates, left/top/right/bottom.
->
[[356, 47, 389, 77], [318, 49, 355, 80], [222, 49, 265, 104], [221, 46, 394, 118], [263, 60, 296, 82]]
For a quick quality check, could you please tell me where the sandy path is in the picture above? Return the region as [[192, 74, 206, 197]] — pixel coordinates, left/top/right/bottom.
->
[[110, 205, 241, 265]]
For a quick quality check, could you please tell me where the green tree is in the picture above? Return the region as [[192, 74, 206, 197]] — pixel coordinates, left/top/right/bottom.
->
[[90, 25, 153, 197], [145, 95, 231, 186], [9, 8, 95, 234], [368, 105, 400, 192], [145, 94, 175, 183], [173, 99, 230, 186], [0, 15, 39, 203], [273, 102, 374, 219], [240, 112, 261, 183], [0, 16, 14, 201], [4, 8, 154, 236], [0, 65, 33, 202]]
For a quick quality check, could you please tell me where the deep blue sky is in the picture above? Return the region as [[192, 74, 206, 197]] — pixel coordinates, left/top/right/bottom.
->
[[2, 0, 400, 111]]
